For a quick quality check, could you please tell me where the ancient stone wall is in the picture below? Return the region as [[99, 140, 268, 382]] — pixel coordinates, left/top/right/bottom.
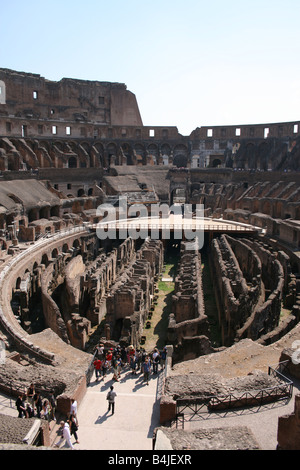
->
[[0, 68, 142, 129], [277, 394, 300, 450], [211, 234, 289, 345], [167, 242, 210, 362], [0, 68, 299, 172], [106, 239, 163, 346], [210, 234, 262, 345], [80, 237, 135, 325]]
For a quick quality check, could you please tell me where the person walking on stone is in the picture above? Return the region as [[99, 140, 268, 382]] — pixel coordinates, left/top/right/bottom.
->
[[70, 398, 78, 423], [49, 391, 57, 421], [93, 357, 102, 380], [107, 385, 117, 415], [160, 346, 167, 370], [142, 356, 151, 385], [69, 413, 79, 444], [152, 348, 160, 374], [33, 390, 42, 418], [16, 394, 27, 418], [55, 421, 74, 449], [26, 383, 35, 412], [102, 359, 109, 380]]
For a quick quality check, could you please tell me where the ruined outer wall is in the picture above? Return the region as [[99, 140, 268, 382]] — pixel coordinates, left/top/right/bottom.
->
[[0, 68, 142, 129]]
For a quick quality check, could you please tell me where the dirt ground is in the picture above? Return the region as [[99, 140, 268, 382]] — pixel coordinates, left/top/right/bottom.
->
[[169, 324, 300, 379]]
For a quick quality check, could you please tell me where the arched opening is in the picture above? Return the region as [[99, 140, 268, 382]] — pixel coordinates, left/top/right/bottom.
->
[[41, 254, 49, 267], [39, 207, 50, 219], [173, 154, 187, 168], [68, 156, 77, 168], [16, 277, 21, 290], [62, 243, 69, 253], [77, 188, 85, 197], [50, 206, 60, 217], [28, 208, 39, 222], [212, 158, 222, 168]]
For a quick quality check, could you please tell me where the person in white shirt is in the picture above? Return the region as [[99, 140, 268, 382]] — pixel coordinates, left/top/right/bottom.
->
[[55, 421, 74, 449], [70, 398, 78, 422]]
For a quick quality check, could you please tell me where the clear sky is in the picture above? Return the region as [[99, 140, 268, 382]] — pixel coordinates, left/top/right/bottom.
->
[[1, 0, 300, 135]]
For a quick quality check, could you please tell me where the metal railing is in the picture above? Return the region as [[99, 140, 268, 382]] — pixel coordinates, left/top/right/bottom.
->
[[92, 220, 258, 233], [171, 362, 293, 427]]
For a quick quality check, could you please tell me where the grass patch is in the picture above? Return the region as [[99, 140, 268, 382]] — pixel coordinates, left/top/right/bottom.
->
[[158, 280, 174, 292]]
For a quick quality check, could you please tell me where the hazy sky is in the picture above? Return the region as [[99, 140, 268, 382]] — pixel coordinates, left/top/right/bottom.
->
[[1, 0, 300, 135]]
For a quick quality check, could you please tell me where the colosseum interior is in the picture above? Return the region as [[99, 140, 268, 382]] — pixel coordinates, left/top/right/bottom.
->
[[0, 68, 300, 450]]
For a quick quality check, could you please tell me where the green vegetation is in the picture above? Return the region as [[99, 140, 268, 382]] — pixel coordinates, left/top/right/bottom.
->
[[141, 253, 178, 351]]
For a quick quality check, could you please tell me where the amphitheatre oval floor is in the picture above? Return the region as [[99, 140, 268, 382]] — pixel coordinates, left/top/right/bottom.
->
[[0, 220, 299, 450]]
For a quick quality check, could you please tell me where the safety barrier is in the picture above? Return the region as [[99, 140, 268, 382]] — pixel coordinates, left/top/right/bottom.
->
[[172, 361, 293, 428]]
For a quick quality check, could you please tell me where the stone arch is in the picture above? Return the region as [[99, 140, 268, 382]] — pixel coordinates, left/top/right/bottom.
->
[[106, 142, 118, 166], [41, 253, 49, 267], [121, 143, 134, 165], [174, 143, 188, 157], [16, 277, 22, 290], [173, 154, 187, 168], [147, 143, 159, 157], [28, 208, 39, 222], [73, 239, 80, 249], [77, 188, 85, 197], [161, 143, 171, 156], [50, 206, 60, 217], [62, 243, 69, 253], [68, 156, 77, 168], [212, 158, 222, 168], [39, 206, 50, 219], [92, 142, 105, 167], [134, 143, 146, 165]]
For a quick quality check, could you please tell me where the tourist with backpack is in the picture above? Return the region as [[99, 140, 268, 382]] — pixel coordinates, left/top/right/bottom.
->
[[106, 385, 117, 414]]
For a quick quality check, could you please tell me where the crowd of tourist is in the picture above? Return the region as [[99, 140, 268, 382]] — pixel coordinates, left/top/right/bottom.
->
[[93, 343, 167, 386], [14, 343, 167, 449], [15, 385, 57, 426]]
